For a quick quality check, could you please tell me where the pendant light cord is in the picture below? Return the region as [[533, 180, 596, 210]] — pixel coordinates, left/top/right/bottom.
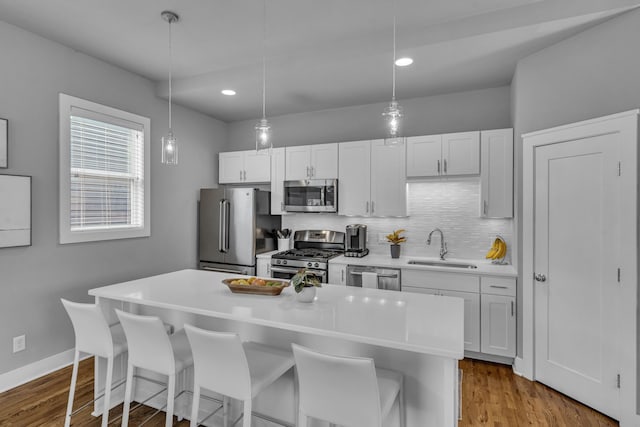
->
[[392, 13, 396, 101], [261, 0, 267, 120], [168, 17, 173, 133]]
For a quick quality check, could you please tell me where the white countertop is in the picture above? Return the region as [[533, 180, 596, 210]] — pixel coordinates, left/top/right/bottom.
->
[[330, 254, 517, 277], [256, 250, 280, 259], [89, 269, 464, 359]]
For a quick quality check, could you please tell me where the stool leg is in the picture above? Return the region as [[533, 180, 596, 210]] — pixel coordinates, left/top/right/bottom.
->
[[101, 356, 114, 427], [242, 399, 252, 427], [399, 376, 405, 427], [166, 374, 176, 427], [223, 396, 229, 427], [190, 383, 200, 427], [121, 364, 135, 427], [64, 350, 80, 427]]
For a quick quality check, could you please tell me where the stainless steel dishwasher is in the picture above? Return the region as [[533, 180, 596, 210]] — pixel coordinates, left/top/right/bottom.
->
[[346, 265, 401, 291]]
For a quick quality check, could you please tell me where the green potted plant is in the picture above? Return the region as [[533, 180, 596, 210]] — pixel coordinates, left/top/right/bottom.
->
[[291, 269, 322, 303], [386, 229, 406, 259]]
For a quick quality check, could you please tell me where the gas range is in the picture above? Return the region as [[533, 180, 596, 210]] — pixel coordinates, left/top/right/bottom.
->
[[270, 230, 345, 282]]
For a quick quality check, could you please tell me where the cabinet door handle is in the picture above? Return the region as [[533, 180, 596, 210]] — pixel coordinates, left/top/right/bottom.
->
[[490, 285, 508, 289], [437, 160, 441, 174], [306, 166, 309, 177], [366, 201, 369, 213], [483, 200, 488, 215], [243, 170, 247, 181], [371, 201, 375, 214], [511, 301, 514, 317], [341, 269, 345, 283], [311, 166, 315, 177], [444, 159, 448, 174]]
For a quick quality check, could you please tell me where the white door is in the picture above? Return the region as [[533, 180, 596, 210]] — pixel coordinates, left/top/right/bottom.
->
[[243, 150, 271, 183], [285, 146, 311, 180], [442, 131, 480, 176], [310, 143, 338, 179], [338, 140, 371, 216], [406, 135, 442, 177], [219, 151, 244, 183], [534, 135, 620, 418], [370, 139, 406, 217]]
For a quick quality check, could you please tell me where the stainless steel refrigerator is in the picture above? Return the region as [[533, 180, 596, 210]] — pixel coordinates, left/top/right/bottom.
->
[[199, 188, 281, 275]]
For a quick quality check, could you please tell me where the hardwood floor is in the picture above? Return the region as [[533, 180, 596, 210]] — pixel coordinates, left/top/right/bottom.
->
[[0, 357, 618, 426]]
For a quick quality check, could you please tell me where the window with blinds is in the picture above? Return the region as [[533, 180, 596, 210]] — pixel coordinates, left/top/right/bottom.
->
[[59, 94, 150, 244]]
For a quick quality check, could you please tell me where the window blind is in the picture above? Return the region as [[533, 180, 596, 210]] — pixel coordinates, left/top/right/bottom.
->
[[69, 115, 144, 231]]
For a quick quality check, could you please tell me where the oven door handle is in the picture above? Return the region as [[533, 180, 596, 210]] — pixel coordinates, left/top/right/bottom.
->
[[349, 271, 398, 279], [271, 266, 327, 278]]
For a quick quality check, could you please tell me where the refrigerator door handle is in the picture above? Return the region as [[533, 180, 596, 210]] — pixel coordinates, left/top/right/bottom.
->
[[219, 199, 227, 253], [223, 199, 231, 252]]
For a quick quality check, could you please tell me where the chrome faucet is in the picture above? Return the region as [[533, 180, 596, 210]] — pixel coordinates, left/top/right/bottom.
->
[[427, 228, 448, 260]]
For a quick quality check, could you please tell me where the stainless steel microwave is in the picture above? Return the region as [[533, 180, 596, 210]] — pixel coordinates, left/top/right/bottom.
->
[[284, 179, 337, 213]]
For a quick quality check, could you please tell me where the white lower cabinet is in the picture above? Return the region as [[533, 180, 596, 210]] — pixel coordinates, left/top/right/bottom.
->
[[256, 257, 271, 277], [328, 263, 347, 285], [402, 269, 516, 359]]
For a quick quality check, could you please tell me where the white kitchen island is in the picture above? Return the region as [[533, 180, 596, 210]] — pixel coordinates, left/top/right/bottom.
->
[[89, 269, 464, 426]]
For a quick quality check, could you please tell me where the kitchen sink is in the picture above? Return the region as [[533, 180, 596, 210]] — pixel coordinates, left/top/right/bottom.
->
[[407, 260, 478, 269]]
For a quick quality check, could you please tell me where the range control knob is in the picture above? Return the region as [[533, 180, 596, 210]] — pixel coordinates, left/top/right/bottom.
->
[[307, 262, 312, 267], [282, 260, 287, 265], [276, 260, 281, 265], [314, 263, 319, 267]]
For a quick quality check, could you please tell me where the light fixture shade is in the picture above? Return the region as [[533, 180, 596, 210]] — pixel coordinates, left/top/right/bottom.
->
[[255, 118, 272, 152], [161, 132, 178, 165], [383, 99, 403, 139]]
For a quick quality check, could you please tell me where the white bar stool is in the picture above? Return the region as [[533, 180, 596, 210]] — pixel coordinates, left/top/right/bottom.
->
[[61, 298, 128, 427], [116, 309, 194, 427], [184, 324, 295, 427], [292, 344, 405, 427]]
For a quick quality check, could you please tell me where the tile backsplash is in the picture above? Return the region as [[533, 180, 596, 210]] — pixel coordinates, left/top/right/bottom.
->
[[281, 178, 514, 261]]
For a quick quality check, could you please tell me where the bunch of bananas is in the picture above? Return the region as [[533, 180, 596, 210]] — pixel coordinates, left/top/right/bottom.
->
[[485, 237, 507, 260]]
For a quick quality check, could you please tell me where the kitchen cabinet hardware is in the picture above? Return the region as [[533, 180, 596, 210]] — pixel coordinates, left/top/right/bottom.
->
[[341, 269, 344, 282], [483, 200, 488, 215], [444, 159, 448, 173], [534, 273, 546, 282], [437, 159, 441, 174], [511, 300, 514, 316], [490, 285, 508, 289], [371, 201, 375, 213], [365, 201, 369, 213]]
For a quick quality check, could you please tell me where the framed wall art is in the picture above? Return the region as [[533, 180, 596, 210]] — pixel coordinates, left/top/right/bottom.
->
[[0, 174, 32, 248], [0, 118, 7, 168]]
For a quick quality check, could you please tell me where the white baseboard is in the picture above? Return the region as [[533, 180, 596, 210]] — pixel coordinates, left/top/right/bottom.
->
[[512, 357, 529, 379], [0, 348, 81, 393]]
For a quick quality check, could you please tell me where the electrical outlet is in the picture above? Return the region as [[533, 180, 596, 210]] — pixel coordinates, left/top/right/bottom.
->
[[13, 335, 25, 353]]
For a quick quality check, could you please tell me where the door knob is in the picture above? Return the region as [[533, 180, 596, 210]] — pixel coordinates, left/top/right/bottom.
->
[[534, 273, 546, 282]]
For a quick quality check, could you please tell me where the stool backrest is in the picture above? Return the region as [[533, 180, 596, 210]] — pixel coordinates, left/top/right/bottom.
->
[[115, 310, 175, 375], [292, 344, 383, 427], [184, 324, 251, 401], [61, 298, 114, 358]]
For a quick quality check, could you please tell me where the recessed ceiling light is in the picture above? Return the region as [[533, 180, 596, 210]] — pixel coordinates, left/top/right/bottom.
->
[[395, 57, 413, 67], [221, 89, 236, 96]]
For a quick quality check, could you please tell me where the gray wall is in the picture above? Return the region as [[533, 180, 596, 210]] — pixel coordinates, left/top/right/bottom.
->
[[227, 86, 512, 150], [511, 8, 640, 356], [0, 21, 226, 374]]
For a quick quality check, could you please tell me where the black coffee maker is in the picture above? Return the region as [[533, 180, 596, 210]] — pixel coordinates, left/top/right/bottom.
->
[[345, 224, 369, 257]]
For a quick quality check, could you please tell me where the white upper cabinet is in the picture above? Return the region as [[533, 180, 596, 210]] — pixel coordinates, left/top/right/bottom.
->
[[480, 129, 513, 218], [285, 143, 338, 180], [406, 134, 442, 177], [442, 131, 480, 175], [338, 139, 406, 217], [338, 140, 371, 216], [406, 131, 480, 177], [270, 147, 288, 215], [219, 150, 271, 184]]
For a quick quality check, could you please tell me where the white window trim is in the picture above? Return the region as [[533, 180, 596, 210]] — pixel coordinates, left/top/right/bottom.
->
[[59, 93, 150, 244]]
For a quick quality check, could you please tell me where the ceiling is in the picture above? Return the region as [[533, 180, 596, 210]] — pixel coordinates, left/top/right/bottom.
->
[[0, 0, 638, 122]]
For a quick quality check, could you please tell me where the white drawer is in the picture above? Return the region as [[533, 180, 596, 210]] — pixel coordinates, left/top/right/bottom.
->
[[480, 276, 516, 297], [402, 269, 479, 293]]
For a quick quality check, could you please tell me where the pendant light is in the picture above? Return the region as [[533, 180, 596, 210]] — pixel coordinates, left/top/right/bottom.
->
[[255, 0, 272, 153], [382, 10, 404, 146], [161, 11, 179, 165]]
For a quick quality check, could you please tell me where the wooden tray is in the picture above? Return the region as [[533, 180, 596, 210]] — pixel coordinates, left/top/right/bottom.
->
[[222, 278, 290, 296]]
